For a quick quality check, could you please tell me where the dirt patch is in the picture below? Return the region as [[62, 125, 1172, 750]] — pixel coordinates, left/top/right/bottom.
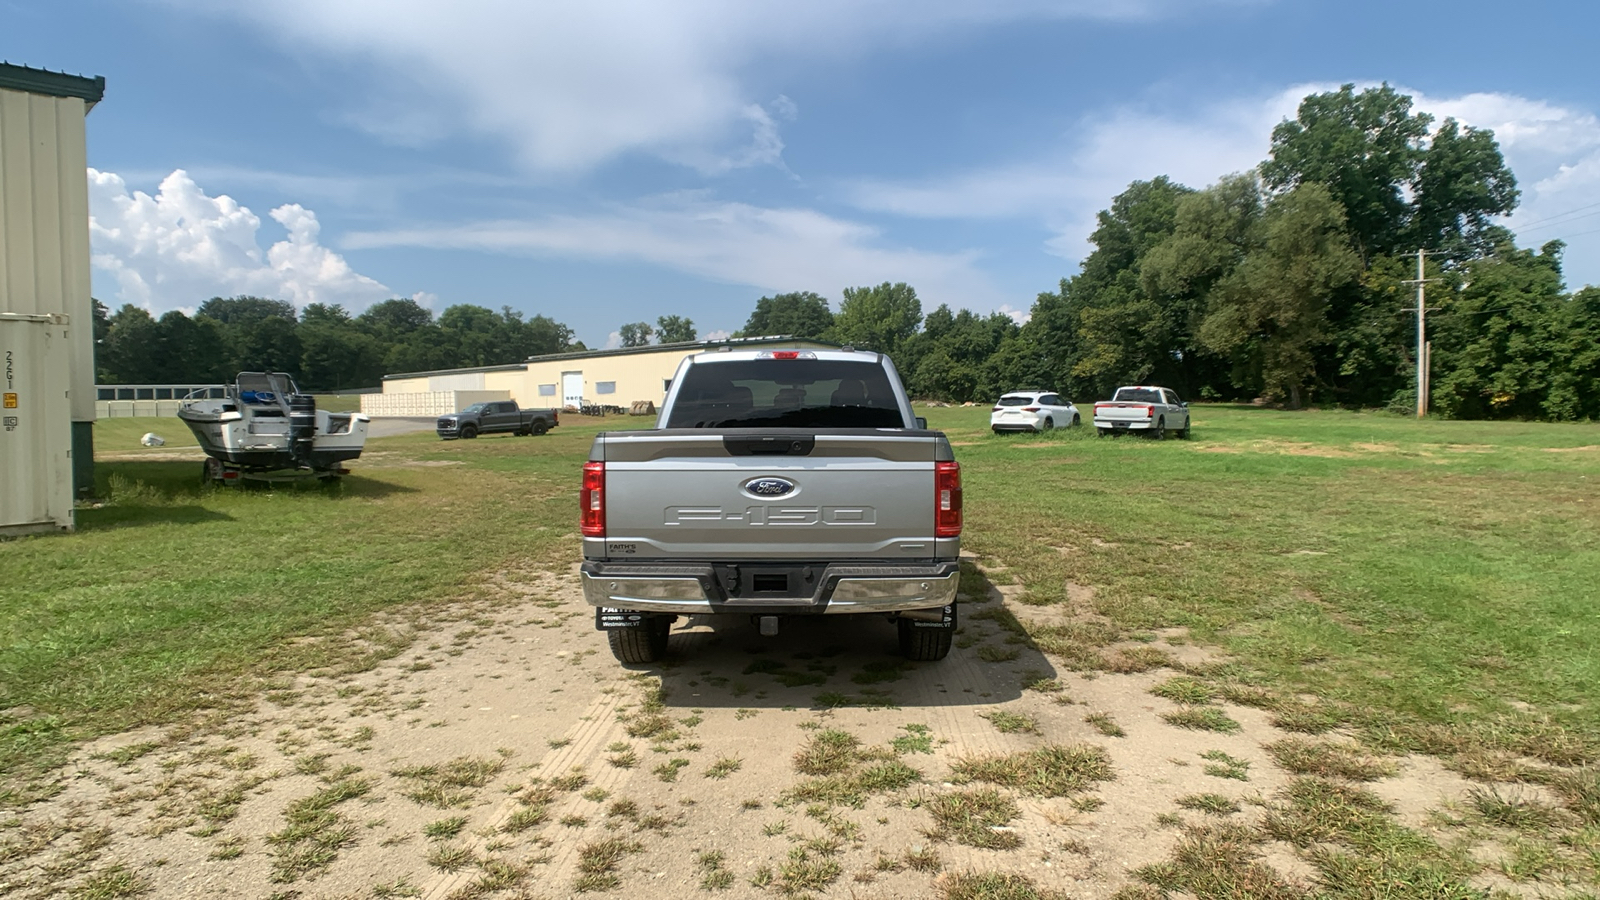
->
[[0, 566, 1556, 899], [1545, 445, 1600, 453]]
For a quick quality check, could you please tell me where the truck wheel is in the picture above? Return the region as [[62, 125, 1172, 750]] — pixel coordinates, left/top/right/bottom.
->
[[460, 424, 478, 439], [1177, 420, 1191, 439], [532, 421, 549, 435], [608, 621, 669, 664], [1152, 418, 1166, 440], [1072, 413, 1081, 427], [1039, 417, 1053, 432], [1097, 427, 1110, 437], [898, 619, 953, 661]]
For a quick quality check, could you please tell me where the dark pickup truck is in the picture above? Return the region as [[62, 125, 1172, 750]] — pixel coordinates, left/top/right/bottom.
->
[[437, 401, 559, 440]]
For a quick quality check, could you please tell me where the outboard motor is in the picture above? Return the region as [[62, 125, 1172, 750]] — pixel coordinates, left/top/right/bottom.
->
[[289, 394, 317, 464]]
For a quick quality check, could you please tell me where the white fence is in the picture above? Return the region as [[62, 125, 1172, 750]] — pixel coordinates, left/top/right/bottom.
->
[[360, 390, 511, 418], [96, 400, 187, 418]]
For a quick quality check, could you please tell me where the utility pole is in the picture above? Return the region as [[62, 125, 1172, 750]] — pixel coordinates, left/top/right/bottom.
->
[[1401, 250, 1440, 418]]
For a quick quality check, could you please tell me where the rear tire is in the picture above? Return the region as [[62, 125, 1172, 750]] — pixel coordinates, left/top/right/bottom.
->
[[1039, 417, 1054, 433], [1097, 427, 1110, 437], [608, 620, 670, 664], [460, 424, 478, 440], [532, 420, 550, 436], [898, 617, 954, 661], [1152, 418, 1166, 440], [1072, 413, 1081, 427]]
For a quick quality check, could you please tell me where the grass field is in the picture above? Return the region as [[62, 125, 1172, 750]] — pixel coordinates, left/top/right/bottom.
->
[[3, 405, 1598, 803]]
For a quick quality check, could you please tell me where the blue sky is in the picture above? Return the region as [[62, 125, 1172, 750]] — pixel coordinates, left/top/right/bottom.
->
[[10, 0, 1600, 349]]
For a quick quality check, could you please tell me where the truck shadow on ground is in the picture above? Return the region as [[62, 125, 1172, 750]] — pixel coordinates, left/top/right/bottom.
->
[[644, 569, 1055, 712]]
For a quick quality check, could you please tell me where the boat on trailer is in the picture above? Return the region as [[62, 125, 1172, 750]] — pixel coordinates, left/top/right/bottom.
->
[[178, 372, 370, 483]]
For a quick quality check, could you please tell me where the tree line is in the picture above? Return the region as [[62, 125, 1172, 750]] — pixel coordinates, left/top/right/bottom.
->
[[95, 85, 1600, 418], [94, 297, 586, 390], [735, 84, 1600, 420]]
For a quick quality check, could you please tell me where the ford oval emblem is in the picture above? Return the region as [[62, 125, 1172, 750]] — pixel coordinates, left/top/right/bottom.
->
[[746, 477, 797, 497]]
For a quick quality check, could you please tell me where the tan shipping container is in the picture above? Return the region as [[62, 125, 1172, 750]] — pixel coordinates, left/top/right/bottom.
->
[[0, 313, 73, 535]]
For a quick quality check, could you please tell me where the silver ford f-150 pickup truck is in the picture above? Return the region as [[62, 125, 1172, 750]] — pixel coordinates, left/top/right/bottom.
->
[[580, 348, 963, 664]]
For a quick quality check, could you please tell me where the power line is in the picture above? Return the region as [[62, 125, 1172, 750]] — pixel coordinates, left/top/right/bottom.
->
[[1506, 200, 1600, 233]]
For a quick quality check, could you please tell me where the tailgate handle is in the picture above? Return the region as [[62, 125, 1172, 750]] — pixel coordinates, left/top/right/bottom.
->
[[722, 434, 815, 456]]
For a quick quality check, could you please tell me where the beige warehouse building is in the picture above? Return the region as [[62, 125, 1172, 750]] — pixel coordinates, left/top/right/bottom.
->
[[0, 63, 104, 534], [367, 336, 837, 417]]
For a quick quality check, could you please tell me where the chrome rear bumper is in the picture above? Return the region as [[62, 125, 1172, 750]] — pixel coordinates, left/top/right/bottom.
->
[[580, 561, 960, 615]]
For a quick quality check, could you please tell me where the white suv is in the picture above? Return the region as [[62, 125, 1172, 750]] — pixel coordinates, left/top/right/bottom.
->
[[990, 391, 1080, 433]]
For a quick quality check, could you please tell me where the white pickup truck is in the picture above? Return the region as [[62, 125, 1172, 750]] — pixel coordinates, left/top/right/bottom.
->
[[1093, 386, 1191, 439], [580, 348, 962, 664]]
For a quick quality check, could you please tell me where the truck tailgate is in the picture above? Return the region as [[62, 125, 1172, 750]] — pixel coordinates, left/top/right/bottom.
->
[[597, 431, 940, 560], [1094, 402, 1153, 421]]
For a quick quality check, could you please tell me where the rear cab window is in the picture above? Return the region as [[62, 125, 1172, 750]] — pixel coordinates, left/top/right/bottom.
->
[[665, 358, 907, 428], [997, 395, 1036, 407], [1114, 388, 1162, 404]]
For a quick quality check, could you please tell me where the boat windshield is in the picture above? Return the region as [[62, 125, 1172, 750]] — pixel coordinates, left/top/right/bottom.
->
[[236, 372, 299, 406]]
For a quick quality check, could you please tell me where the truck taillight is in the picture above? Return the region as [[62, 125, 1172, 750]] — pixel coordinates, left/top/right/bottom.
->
[[553, 411, 559, 426], [992, 406, 1002, 412], [1022, 407, 1040, 412], [581, 461, 605, 537], [935, 461, 962, 538], [1141, 405, 1154, 417]]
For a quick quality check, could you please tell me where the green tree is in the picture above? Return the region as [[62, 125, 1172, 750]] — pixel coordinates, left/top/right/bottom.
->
[[357, 298, 434, 339], [618, 322, 654, 347], [1409, 118, 1520, 255], [655, 315, 696, 343], [99, 305, 163, 383], [1030, 177, 1195, 399], [1429, 240, 1568, 419], [829, 282, 922, 356], [1197, 183, 1362, 407], [195, 295, 298, 328], [741, 291, 835, 339], [1262, 83, 1431, 259]]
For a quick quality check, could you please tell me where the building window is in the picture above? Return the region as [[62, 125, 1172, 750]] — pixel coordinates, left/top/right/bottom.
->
[[663, 379, 672, 392], [538, 383, 556, 396], [596, 382, 617, 395]]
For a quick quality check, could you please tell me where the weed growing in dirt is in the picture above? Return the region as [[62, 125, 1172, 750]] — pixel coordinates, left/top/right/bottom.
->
[[423, 816, 467, 840], [705, 758, 742, 779], [426, 842, 476, 872], [391, 756, 505, 808], [981, 711, 1040, 734], [778, 846, 843, 895], [607, 746, 639, 768], [1265, 739, 1395, 782], [977, 646, 1021, 663], [1177, 794, 1241, 816], [654, 759, 690, 782], [794, 730, 862, 776], [938, 870, 1068, 900], [266, 770, 373, 882], [948, 745, 1114, 798], [1200, 750, 1251, 781], [892, 724, 934, 755], [927, 789, 1021, 849], [1161, 707, 1240, 733], [550, 768, 589, 791], [574, 837, 641, 892], [1468, 787, 1562, 830], [1132, 822, 1301, 899], [1151, 677, 1214, 705], [851, 659, 909, 685], [1083, 712, 1125, 737], [697, 850, 734, 890]]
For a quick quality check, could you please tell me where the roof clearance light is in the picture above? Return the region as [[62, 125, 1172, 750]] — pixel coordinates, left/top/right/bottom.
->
[[757, 350, 816, 360]]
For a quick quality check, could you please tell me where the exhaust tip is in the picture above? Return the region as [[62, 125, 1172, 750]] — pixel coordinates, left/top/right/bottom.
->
[[758, 616, 779, 637]]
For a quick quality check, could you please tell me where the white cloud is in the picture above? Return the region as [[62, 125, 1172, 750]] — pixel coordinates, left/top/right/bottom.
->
[[197, 0, 1245, 175], [342, 194, 1001, 309], [603, 331, 623, 350], [704, 329, 733, 341], [844, 83, 1319, 259], [88, 168, 398, 312], [997, 304, 1031, 325], [845, 82, 1600, 287]]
